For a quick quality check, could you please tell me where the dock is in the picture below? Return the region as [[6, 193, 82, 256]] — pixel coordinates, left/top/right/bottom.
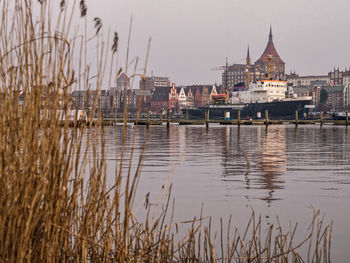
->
[[55, 110, 349, 127], [90, 118, 348, 127]]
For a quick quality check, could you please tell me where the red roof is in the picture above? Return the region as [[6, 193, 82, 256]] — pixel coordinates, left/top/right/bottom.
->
[[256, 28, 285, 64]]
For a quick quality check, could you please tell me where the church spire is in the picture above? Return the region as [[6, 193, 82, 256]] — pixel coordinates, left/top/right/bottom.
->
[[246, 45, 251, 66], [256, 26, 284, 64], [269, 25, 273, 42]]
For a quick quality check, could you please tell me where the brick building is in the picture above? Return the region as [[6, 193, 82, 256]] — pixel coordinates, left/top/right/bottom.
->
[[150, 84, 178, 112]]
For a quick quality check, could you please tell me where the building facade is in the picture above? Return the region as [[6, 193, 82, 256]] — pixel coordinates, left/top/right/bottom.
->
[[139, 76, 171, 91], [114, 73, 130, 91], [150, 84, 178, 112], [328, 68, 350, 86], [185, 88, 194, 108], [286, 73, 330, 87], [177, 87, 187, 109], [323, 86, 346, 109]]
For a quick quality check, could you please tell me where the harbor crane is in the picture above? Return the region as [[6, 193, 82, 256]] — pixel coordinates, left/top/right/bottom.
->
[[210, 58, 230, 104]]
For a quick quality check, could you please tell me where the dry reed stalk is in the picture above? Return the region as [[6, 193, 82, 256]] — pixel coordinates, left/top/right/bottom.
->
[[0, 1, 334, 262]]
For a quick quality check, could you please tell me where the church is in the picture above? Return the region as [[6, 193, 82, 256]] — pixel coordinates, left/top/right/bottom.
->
[[222, 27, 285, 89]]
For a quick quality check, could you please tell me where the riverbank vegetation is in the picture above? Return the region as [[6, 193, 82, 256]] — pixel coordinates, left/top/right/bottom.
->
[[0, 1, 332, 262]]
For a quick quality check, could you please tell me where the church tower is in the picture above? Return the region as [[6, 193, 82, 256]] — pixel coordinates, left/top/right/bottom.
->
[[255, 26, 285, 80]]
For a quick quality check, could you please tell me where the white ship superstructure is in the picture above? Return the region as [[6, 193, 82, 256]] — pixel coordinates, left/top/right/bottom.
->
[[231, 80, 287, 103]]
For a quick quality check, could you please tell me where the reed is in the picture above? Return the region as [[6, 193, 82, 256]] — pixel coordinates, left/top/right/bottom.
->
[[0, 1, 332, 262]]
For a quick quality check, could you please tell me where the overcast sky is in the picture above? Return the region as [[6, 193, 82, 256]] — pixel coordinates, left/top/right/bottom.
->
[[85, 0, 350, 86]]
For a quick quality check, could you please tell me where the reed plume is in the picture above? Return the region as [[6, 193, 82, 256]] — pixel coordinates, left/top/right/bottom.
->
[[0, 1, 333, 262]]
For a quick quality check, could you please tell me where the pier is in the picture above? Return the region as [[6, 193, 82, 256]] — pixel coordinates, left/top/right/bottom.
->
[[55, 110, 349, 127], [119, 109, 349, 127]]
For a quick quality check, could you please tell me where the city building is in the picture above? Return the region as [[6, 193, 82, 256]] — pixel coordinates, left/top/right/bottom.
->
[[286, 72, 330, 86], [139, 76, 171, 90], [201, 86, 211, 107], [120, 89, 136, 110], [344, 75, 350, 86], [177, 87, 187, 109], [328, 68, 350, 86], [134, 89, 152, 111], [152, 76, 171, 87], [114, 73, 130, 91], [323, 86, 347, 109], [293, 86, 310, 97], [193, 86, 202, 107], [150, 84, 178, 112], [344, 85, 350, 108], [139, 77, 155, 91], [185, 88, 194, 108], [312, 86, 321, 106], [209, 85, 218, 103], [71, 90, 86, 109]]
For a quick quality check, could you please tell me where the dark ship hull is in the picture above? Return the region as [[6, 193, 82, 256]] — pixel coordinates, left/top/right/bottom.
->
[[183, 99, 313, 120]]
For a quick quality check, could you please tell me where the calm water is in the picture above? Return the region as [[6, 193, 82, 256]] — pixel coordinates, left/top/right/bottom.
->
[[101, 124, 350, 261]]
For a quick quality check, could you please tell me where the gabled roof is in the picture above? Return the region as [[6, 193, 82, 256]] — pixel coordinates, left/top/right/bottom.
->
[[256, 27, 285, 64], [176, 86, 185, 94], [185, 87, 193, 96], [117, 73, 130, 81]]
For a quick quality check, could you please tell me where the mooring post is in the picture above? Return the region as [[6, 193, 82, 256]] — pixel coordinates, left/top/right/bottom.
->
[[295, 110, 298, 126], [238, 109, 241, 126], [206, 109, 209, 128], [186, 109, 189, 121], [146, 109, 150, 127], [167, 109, 170, 128], [346, 111, 349, 126], [114, 108, 116, 123], [265, 109, 269, 126], [320, 112, 323, 126]]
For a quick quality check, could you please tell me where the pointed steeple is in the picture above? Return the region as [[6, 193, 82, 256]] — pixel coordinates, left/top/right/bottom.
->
[[246, 45, 251, 66], [256, 26, 284, 64], [269, 25, 273, 42]]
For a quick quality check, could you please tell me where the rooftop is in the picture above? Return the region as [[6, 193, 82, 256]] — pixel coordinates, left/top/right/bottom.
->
[[256, 27, 285, 65]]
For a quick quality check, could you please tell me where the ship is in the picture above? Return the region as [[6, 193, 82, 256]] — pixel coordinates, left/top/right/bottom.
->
[[184, 79, 313, 120]]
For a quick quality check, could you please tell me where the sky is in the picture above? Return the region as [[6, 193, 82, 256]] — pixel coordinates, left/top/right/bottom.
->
[[82, 0, 350, 86]]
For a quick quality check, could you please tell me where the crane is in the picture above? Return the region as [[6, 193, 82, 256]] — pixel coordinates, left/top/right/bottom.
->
[[210, 58, 230, 104]]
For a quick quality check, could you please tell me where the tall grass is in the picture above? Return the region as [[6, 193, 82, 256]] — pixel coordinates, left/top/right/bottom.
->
[[0, 1, 332, 262]]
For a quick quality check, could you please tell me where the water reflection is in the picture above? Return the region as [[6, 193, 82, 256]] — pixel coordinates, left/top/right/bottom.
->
[[221, 126, 286, 204], [259, 126, 286, 203], [102, 124, 350, 208]]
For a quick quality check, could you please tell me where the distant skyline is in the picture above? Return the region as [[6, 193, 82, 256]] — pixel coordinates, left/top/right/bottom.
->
[[85, 0, 350, 86]]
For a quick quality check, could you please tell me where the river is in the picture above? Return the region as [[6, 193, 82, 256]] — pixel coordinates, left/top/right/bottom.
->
[[100, 124, 350, 261]]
